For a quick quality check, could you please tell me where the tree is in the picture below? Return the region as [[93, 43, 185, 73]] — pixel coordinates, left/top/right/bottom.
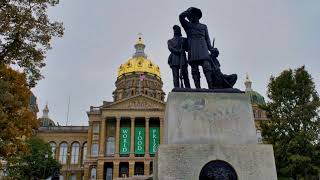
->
[[0, 0, 64, 87], [261, 66, 320, 179], [5, 137, 61, 180], [0, 65, 38, 162]]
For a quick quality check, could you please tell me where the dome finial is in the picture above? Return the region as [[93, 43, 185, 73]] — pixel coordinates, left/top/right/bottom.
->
[[133, 33, 147, 58], [42, 102, 49, 118], [244, 73, 252, 91]]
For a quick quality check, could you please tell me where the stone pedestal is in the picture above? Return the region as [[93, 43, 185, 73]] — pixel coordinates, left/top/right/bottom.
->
[[154, 92, 277, 180]]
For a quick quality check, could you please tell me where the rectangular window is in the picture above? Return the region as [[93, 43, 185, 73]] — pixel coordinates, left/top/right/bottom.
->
[[91, 143, 99, 157], [106, 137, 115, 156], [93, 122, 100, 134]]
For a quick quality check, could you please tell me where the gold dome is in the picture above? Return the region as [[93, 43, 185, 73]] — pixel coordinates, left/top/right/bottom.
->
[[117, 35, 161, 79]]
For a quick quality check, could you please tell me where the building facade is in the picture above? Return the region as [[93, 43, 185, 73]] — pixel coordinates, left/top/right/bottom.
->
[[36, 36, 267, 180]]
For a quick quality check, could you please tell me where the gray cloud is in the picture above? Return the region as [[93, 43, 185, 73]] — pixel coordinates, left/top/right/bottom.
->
[[33, 0, 320, 125]]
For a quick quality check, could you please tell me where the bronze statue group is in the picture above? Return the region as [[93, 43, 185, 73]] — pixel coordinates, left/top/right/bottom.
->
[[168, 7, 237, 90]]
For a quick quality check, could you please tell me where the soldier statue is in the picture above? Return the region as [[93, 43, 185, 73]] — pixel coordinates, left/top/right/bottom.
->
[[167, 25, 191, 88], [179, 7, 215, 89]]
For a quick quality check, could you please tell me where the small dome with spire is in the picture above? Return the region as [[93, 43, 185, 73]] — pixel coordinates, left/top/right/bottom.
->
[[245, 74, 266, 105], [38, 103, 56, 127]]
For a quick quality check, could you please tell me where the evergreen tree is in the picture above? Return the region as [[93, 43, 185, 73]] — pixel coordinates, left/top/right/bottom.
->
[[261, 66, 320, 179]]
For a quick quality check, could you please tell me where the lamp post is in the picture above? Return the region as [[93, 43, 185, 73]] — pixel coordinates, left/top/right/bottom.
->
[[80, 166, 84, 180], [44, 154, 48, 179], [67, 152, 71, 180]]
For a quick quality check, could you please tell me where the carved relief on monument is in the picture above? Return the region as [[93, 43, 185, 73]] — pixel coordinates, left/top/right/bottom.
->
[[175, 95, 250, 139]]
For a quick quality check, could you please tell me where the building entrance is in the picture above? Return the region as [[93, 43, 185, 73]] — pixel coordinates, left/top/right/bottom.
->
[[105, 162, 113, 180]]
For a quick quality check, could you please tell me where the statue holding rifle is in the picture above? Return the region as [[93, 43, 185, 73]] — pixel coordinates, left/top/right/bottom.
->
[[168, 7, 238, 90], [167, 25, 191, 88]]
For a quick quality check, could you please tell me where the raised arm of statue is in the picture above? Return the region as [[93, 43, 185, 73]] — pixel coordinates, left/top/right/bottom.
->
[[179, 10, 190, 30]]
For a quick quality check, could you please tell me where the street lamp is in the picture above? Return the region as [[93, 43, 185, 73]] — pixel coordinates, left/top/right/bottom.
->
[[67, 152, 71, 179], [44, 153, 48, 178]]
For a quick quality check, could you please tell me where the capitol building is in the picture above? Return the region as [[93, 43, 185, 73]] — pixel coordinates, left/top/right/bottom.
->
[[36, 36, 267, 180]]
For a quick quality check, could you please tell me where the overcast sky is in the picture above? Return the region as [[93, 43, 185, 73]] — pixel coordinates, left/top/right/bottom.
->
[[33, 0, 320, 126]]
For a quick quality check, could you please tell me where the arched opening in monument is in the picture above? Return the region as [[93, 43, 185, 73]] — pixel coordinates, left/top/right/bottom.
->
[[199, 160, 238, 180]]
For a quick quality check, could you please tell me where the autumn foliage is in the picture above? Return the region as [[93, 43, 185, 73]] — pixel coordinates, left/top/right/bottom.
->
[[0, 65, 38, 160]]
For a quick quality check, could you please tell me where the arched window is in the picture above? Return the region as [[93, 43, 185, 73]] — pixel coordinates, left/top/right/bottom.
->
[[59, 142, 68, 164], [106, 137, 115, 155], [82, 142, 87, 164], [49, 142, 56, 159], [71, 142, 80, 164], [90, 167, 97, 180], [91, 143, 98, 157]]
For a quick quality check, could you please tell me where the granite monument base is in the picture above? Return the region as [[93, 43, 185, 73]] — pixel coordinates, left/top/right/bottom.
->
[[154, 91, 277, 180], [154, 144, 277, 180]]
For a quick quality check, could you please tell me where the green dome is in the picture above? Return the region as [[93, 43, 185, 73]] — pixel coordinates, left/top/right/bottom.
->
[[38, 104, 56, 127], [246, 90, 266, 105], [244, 74, 266, 105]]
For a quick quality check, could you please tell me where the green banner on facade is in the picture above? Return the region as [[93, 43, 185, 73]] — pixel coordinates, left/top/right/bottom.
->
[[135, 127, 145, 154], [120, 127, 130, 154], [149, 127, 160, 154]]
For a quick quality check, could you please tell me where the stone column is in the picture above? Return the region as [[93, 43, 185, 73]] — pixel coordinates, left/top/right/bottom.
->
[[87, 121, 93, 159], [144, 161, 150, 175], [130, 117, 135, 157], [97, 161, 104, 180], [56, 144, 60, 162], [115, 117, 121, 158], [145, 117, 150, 157], [159, 117, 164, 144], [83, 164, 90, 180], [79, 144, 83, 165], [129, 161, 135, 177], [113, 161, 120, 179], [99, 119, 106, 157]]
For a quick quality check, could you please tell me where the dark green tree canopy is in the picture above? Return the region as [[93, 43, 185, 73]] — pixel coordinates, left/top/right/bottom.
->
[[6, 137, 61, 180], [0, 0, 64, 87], [261, 66, 320, 179]]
